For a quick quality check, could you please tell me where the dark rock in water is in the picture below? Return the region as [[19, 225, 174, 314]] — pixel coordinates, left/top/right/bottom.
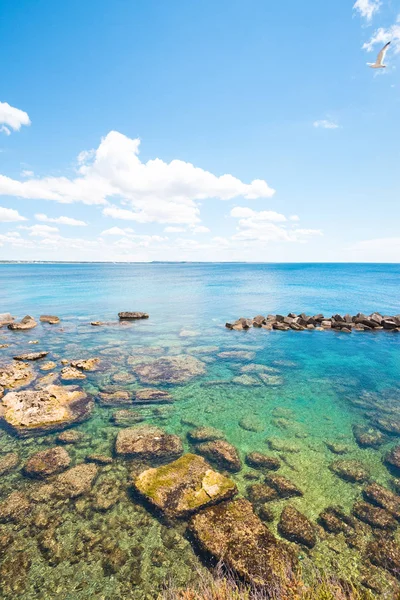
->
[[115, 425, 183, 460], [24, 447, 71, 478], [265, 474, 303, 499], [0, 452, 19, 476], [134, 388, 173, 404], [40, 315, 60, 324], [8, 315, 37, 331], [56, 430, 84, 444], [54, 463, 98, 498], [196, 440, 242, 472], [245, 452, 280, 471], [353, 424, 385, 448], [385, 445, 400, 471], [0, 384, 93, 437], [382, 318, 398, 330], [318, 506, 357, 534], [133, 355, 206, 384], [85, 454, 113, 465], [364, 483, 400, 520], [0, 491, 30, 523], [258, 503, 275, 522], [352, 501, 397, 531], [278, 506, 317, 548], [330, 459, 370, 483], [325, 441, 349, 455], [0, 361, 36, 390], [13, 351, 48, 361], [189, 498, 297, 589], [118, 312, 149, 319], [373, 417, 400, 436], [253, 315, 266, 327], [98, 390, 132, 406], [187, 426, 225, 443], [247, 483, 279, 503], [111, 409, 144, 426], [133, 453, 237, 518], [367, 538, 400, 579]]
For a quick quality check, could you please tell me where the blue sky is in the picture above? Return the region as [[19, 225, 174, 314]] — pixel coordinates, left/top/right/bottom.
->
[[0, 0, 399, 262]]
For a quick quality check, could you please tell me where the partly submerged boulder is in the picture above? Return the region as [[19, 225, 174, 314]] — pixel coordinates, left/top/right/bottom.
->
[[196, 440, 242, 472], [8, 315, 37, 331], [118, 312, 149, 320], [115, 425, 183, 461], [13, 351, 48, 361], [39, 315, 60, 324], [278, 506, 317, 548], [330, 459, 370, 483], [23, 447, 71, 479], [133, 453, 237, 518], [133, 355, 206, 384], [189, 498, 297, 589], [0, 384, 93, 437], [60, 367, 86, 381], [70, 358, 100, 371], [0, 362, 36, 390]]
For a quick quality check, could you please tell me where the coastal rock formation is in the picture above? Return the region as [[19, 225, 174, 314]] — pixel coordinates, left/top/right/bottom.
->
[[118, 312, 149, 319], [245, 452, 280, 471], [13, 351, 48, 361], [70, 358, 100, 371], [363, 483, 400, 520], [24, 447, 71, 478], [196, 440, 242, 472], [187, 426, 225, 443], [384, 446, 400, 471], [226, 312, 400, 333], [352, 500, 397, 531], [278, 506, 317, 548], [0, 313, 14, 327], [40, 315, 60, 324], [133, 355, 206, 384], [330, 459, 370, 483], [0, 384, 93, 436], [189, 498, 297, 589], [133, 453, 237, 518], [61, 366, 86, 381], [134, 388, 173, 404], [8, 315, 37, 331], [353, 424, 385, 448], [115, 425, 183, 460], [0, 452, 19, 476], [0, 362, 36, 390]]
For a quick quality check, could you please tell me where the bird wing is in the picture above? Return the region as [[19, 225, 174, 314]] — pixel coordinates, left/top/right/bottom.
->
[[376, 41, 391, 65]]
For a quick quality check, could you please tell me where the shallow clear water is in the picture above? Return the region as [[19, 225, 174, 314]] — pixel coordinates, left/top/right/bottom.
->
[[0, 263, 400, 598]]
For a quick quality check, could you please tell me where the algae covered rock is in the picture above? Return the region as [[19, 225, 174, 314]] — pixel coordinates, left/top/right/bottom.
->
[[318, 506, 357, 535], [24, 447, 71, 478], [115, 425, 183, 460], [352, 500, 397, 531], [385, 445, 400, 471], [0, 384, 93, 436], [56, 430, 84, 444], [54, 463, 98, 498], [111, 409, 144, 426], [367, 538, 400, 579], [133, 355, 206, 384], [187, 426, 225, 443], [189, 498, 297, 589], [196, 440, 242, 472], [353, 424, 385, 448], [245, 452, 280, 471], [134, 388, 173, 404], [330, 459, 370, 483], [70, 358, 100, 371], [278, 505, 317, 548], [98, 390, 132, 406], [133, 453, 237, 518], [0, 452, 19, 476], [363, 483, 400, 520], [265, 474, 303, 499], [0, 491, 30, 523], [0, 361, 36, 390]]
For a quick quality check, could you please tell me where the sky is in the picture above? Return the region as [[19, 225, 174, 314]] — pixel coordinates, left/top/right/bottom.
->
[[0, 0, 399, 262]]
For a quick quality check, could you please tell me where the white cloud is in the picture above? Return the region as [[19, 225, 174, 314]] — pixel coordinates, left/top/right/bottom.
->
[[164, 226, 186, 233], [101, 226, 134, 236], [231, 206, 287, 222], [192, 225, 210, 234], [19, 224, 59, 237], [0, 131, 275, 224], [21, 170, 34, 178], [353, 0, 380, 21], [0, 101, 31, 134], [35, 213, 87, 226], [0, 206, 27, 222], [363, 15, 400, 54], [313, 120, 340, 130]]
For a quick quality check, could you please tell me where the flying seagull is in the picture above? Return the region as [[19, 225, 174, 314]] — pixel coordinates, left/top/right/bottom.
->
[[367, 41, 391, 69]]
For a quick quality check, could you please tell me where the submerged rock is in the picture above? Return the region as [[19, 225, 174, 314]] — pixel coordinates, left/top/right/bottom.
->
[[134, 388, 173, 404], [187, 426, 225, 443], [85, 454, 113, 465], [330, 459, 370, 483], [325, 441, 349, 455], [8, 315, 37, 331], [133, 453, 237, 518], [133, 355, 206, 384], [189, 498, 297, 589], [247, 483, 279, 503], [385, 445, 400, 471], [115, 425, 183, 460], [98, 390, 132, 406], [278, 506, 317, 548], [0, 452, 19, 476], [24, 447, 71, 478], [267, 438, 301, 453], [367, 539, 400, 579], [239, 416, 265, 432], [0, 384, 93, 436], [363, 483, 400, 520], [13, 351, 48, 361], [265, 474, 303, 499], [352, 500, 397, 531], [61, 366, 86, 381], [56, 430, 84, 444], [0, 491, 30, 523], [245, 452, 279, 471], [40, 315, 60, 324], [232, 374, 261, 386], [70, 358, 100, 371], [318, 506, 357, 535], [218, 351, 255, 361], [118, 311, 149, 319], [111, 409, 144, 426], [53, 463, 98, 498], [353, 424, 385, 448], [0, 362, 36, 390], [196, 440, 242, 472], [40, 361, 57, 371]]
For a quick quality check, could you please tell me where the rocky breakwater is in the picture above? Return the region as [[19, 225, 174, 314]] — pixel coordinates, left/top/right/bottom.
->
[[0, 384, 93, 436], [226, 312, 400, 333]]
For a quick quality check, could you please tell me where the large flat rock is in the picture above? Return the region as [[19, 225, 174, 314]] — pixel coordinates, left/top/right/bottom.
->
[[189, 498, 297, 589], [132, 355, 206, 384], [115, 425, 183, 460], [0, 362, 36, 390], [0, 384, 93, 436], [133, 453, 237, 518]]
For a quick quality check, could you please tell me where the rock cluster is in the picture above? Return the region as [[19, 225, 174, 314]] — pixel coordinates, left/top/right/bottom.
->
[[7, 315, 37, 331], [226, 312, 400, 332]]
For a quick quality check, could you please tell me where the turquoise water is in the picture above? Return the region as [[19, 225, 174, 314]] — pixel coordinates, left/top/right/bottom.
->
[[0, 263, 400, 598]]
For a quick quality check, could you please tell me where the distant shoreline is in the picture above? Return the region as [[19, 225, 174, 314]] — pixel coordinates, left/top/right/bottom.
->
[[0, 261, 400, 266]]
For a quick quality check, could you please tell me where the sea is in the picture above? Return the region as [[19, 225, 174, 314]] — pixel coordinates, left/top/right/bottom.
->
[[0, 262, 399, 599]]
